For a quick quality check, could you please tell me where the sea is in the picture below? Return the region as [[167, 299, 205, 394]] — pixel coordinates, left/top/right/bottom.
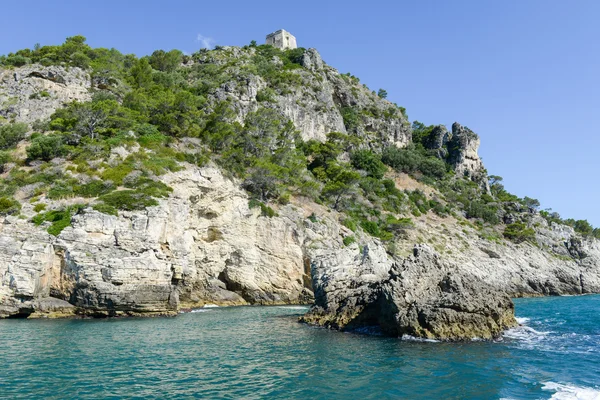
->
[[0, 295, 598, 399]]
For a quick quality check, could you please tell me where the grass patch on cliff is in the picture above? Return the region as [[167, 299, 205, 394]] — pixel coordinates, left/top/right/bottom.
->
[[248, 199, 277, 218], [0, 197, 21, 215], [92, 203, 118, 216], [97, 190, 158, 211], [32, 204, 85, 236]]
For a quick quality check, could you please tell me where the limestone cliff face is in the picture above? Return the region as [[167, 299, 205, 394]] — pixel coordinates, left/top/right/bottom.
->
[[301, 245, 517, 340], [196, 47, 411, 148], [447, 123, 487, 186], [1, 51, 600, 342], [1, 160, 600, 339], [0, 65, 91, 124], [0, 165, 316, 317]]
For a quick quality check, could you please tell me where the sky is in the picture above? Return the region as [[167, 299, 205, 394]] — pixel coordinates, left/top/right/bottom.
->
[[1, 0, 599, 224]]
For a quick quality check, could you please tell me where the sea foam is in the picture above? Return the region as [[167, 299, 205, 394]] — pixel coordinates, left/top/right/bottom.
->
[[503, 325, 551, 343], [400, 334, 440, 343], [542, 382, 600, 400]]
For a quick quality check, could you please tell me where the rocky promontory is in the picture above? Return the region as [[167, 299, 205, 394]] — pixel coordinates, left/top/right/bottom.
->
[[302, 245, 516, 340], [1, 37, 599, 340]]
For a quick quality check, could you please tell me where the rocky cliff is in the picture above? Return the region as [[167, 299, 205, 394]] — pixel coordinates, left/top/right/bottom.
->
[[194, 46, 411, 148], [0, 65, 90, 123], [0, 41, 599, 341]]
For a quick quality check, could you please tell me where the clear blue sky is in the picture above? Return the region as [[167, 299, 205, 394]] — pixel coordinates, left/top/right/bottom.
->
[[2, 0, 599, 224]]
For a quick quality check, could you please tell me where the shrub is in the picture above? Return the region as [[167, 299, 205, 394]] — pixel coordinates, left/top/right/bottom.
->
[[381, 146, 422, 173], [465, 200, 499, 224], [419, 157, 447, 178], [0, 197, 21, 215], [343, 235, 356, 246], [340, 107, 360, 132], [26, 134, 66, 161], [137, 131, 169, 149], [32, 205, 84, 236], [0, 123, 28, 150], [504, 222, 535, 244], [98, 190, 158, 211], [124, 177, 172, 198], [360, 220, 381, 237], [350, 150, 387, 179], [47, 183, 75, 199], [70, 52, 91, 69], [100, 164, 134, 185], [574, 219, 593, 236], [256, 88, 276, 102], [148, 49, 183, 72], [248, 199, 277, 217], [0, 151, 10, 173], [342, 218, 357, 232], [75, 180, 114, 198], [92, 203, 118, 216], [33, 203, 47, 212], [5, 55, 30, 66]]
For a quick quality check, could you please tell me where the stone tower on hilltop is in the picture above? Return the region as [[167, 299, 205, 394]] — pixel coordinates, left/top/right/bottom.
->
[[265, 29, 297, 50]]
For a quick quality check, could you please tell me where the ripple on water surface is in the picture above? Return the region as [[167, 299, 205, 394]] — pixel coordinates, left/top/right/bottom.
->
[[0, 297, 599, 399]]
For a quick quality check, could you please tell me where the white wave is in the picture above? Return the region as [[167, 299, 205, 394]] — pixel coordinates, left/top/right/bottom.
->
[[190, 309, 211, 313], [276, 306, 310, 310], [542, 382, 600, 400], [516, 317, 530, 325], [503, 325, 551, 342], [203, 304, 219, 308], [401, 334, 440, 343]]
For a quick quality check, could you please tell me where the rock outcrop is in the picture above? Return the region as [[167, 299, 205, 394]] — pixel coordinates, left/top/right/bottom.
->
[[0, 65, 91, 124], [301, 244, 516, 340], [195, 47, 411, 147], [0, 165, 316, 317], [447, 123, 488, 188]]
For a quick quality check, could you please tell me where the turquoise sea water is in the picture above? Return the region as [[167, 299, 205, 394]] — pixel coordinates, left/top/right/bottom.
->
[[0, 296, 598, 399]]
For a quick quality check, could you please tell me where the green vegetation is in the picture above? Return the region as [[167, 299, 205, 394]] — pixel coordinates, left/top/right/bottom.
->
[[92, 203, 118, 216], [343, 235, 356, 246], [0, 197, 21, 215], [248, 199, 277, 218], [32, 205, 85, 236], [33, 203, 46, 212], [503, 222, 536, 244], [0, 123, 27, 150], [26, 134, 66, 161], [1, 35, 598, 247], [98, 190, 158, 211]]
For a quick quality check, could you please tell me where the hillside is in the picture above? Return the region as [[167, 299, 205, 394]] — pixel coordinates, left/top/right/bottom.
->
[[0, 36, 599, 339]]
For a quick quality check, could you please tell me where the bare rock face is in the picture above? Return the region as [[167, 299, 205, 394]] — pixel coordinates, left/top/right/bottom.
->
[[0, 64, 91, 124], [423, 125, 452, 159], [0, 165, 315, 318], [302, 244, 517, 340], [447, 123, 488, 189]]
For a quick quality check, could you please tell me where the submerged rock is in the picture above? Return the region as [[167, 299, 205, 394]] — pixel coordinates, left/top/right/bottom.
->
[[301, 245, 517, 341]]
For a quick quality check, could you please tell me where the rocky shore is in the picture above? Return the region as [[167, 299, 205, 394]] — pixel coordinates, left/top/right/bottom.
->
[[1, 53, 599, 341]]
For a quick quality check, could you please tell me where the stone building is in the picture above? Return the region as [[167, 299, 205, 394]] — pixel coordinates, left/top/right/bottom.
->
[[265, 29, 297, 50]]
